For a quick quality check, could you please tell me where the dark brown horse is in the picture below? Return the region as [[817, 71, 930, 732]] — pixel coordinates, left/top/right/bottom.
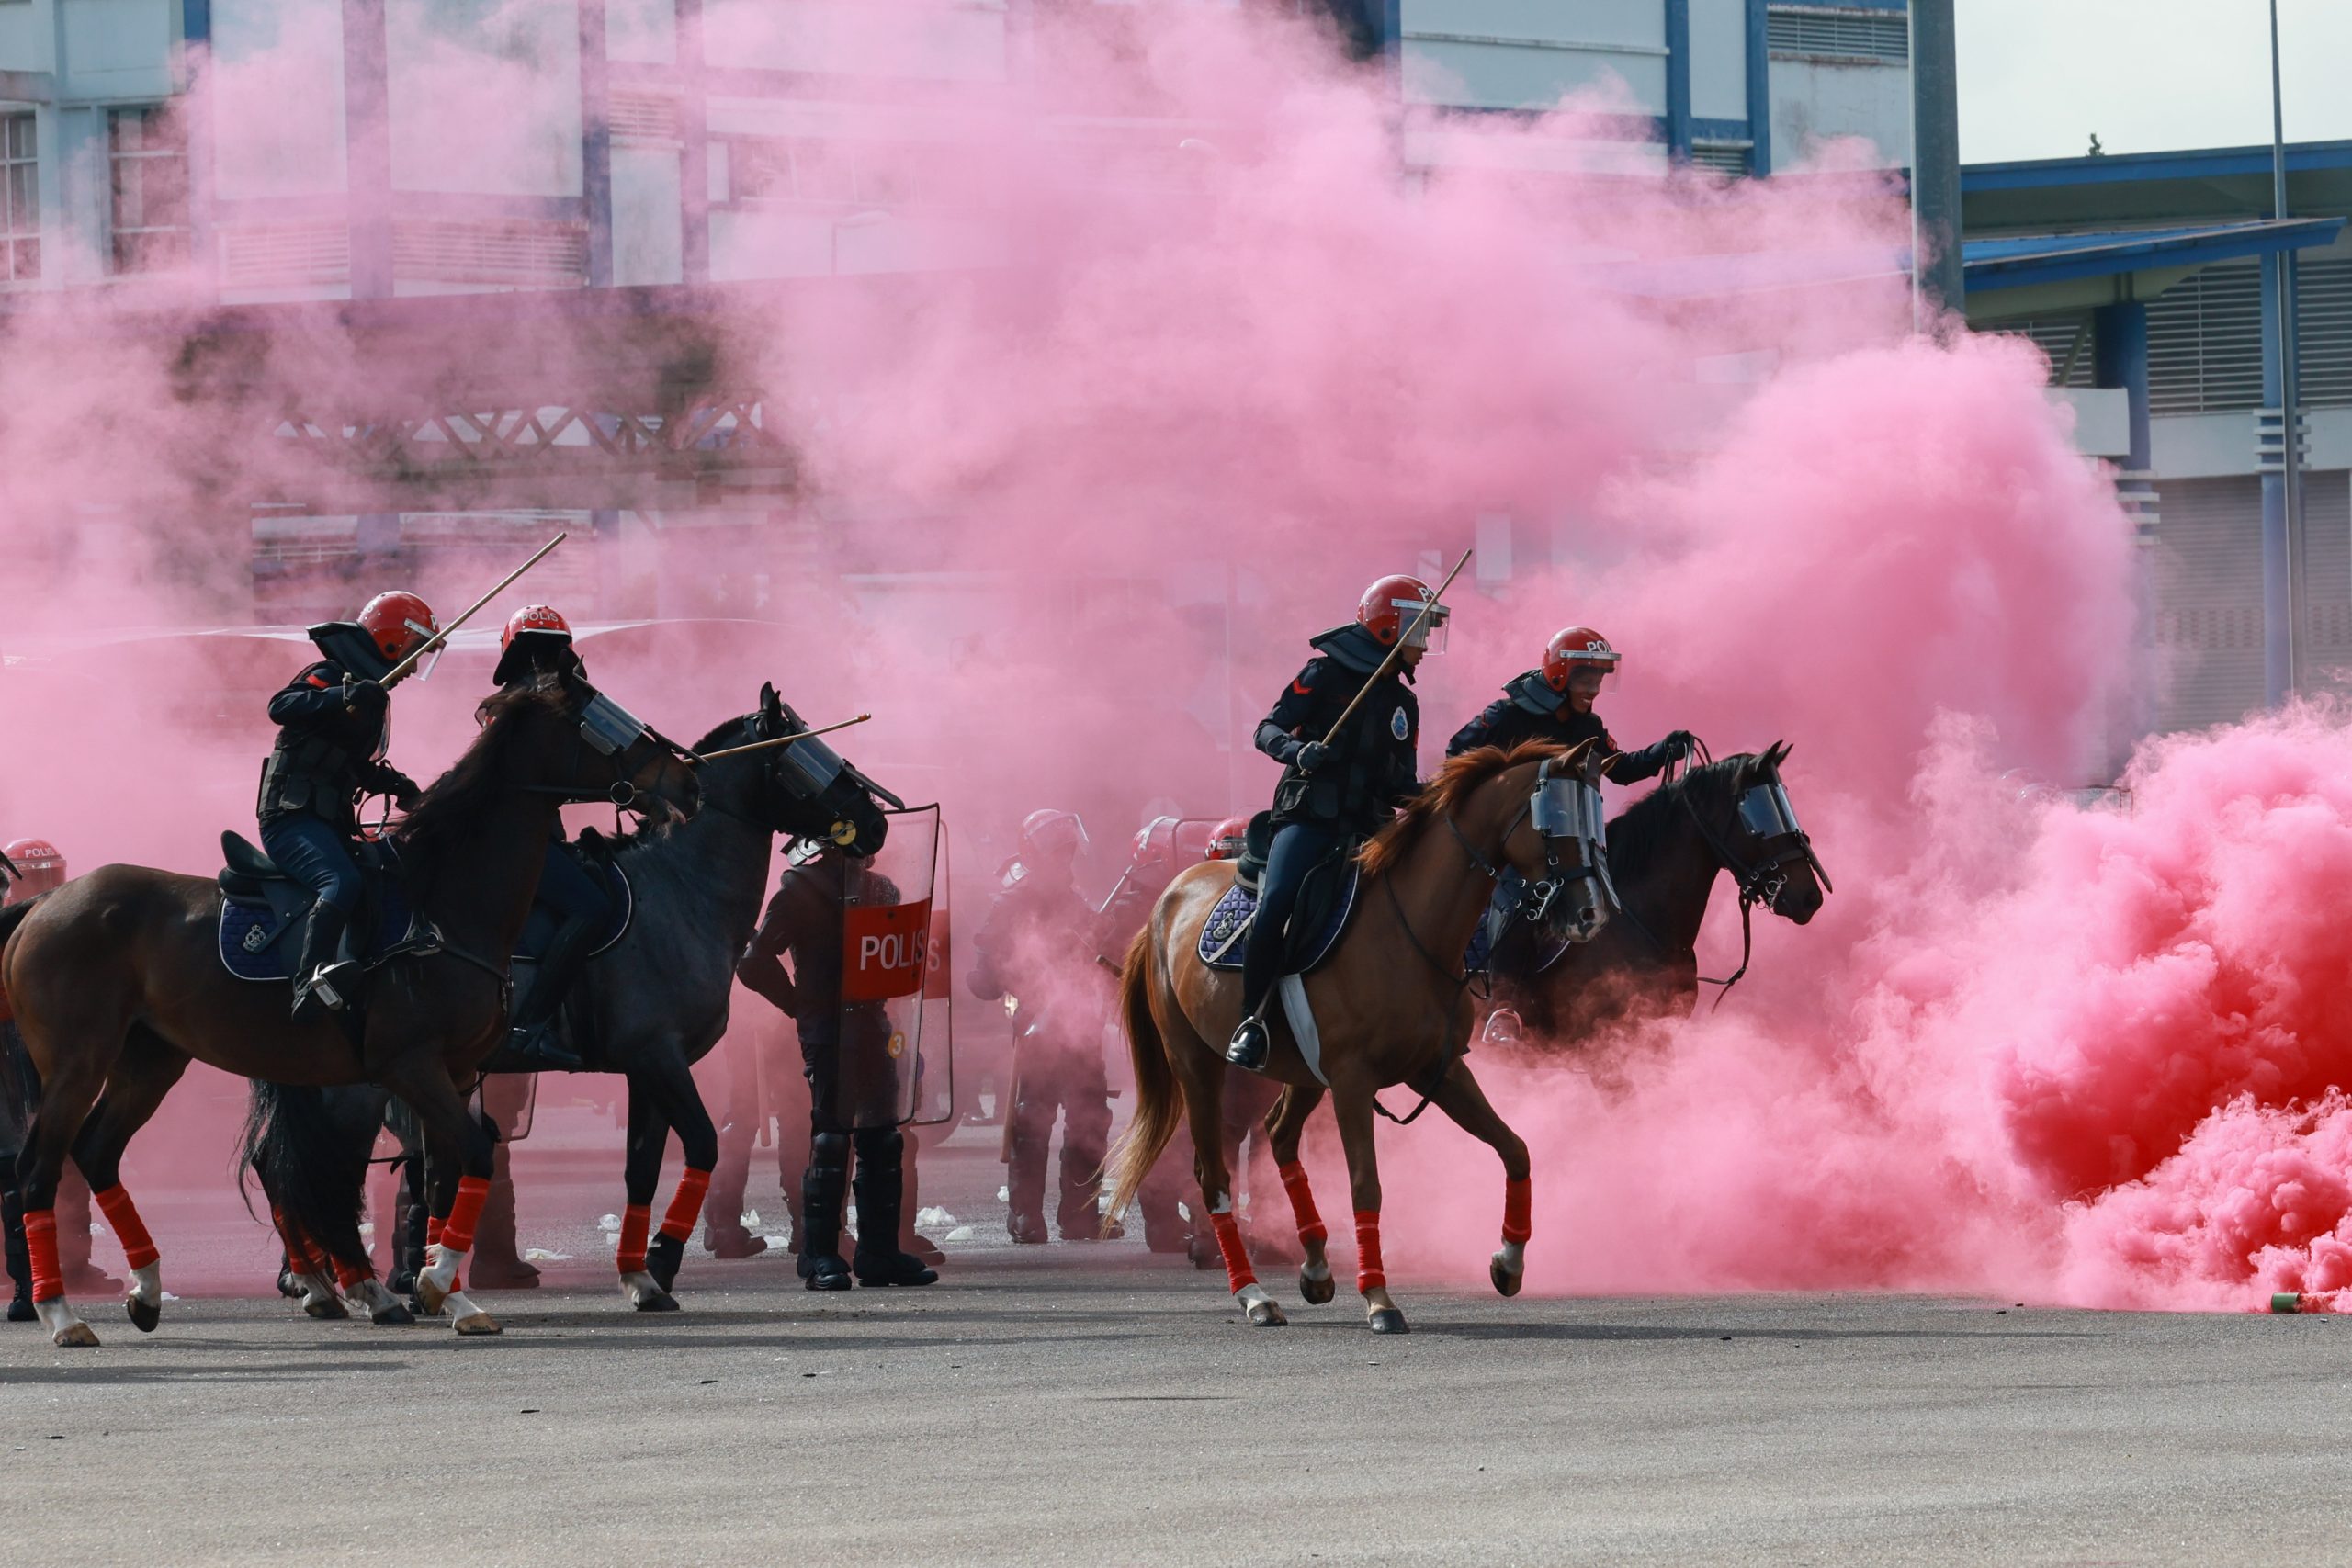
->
[[0, 675, 700, 1346], [1102, 739, 1611, 1333]]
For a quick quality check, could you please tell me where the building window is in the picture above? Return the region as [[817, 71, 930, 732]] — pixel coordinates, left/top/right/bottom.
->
[[0, 113, 35, 284], [108, 106, 189, 275], [1766, 7, 1910, 64]]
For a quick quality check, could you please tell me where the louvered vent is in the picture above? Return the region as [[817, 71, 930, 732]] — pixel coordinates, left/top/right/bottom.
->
[[392, 220, 587, 288], [2146, 260, 2262, 414], [2293, 257, 2352, 408], [608, 91, 680, 145], [2148, 474, 2264, 730], [1984, 315, 2097, 387], [219, 221, 351, 288], [1765, 8, 1909, 62], [1690, 143, 1749, 177]]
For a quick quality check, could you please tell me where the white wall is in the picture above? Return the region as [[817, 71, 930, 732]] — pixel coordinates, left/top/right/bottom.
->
[[2153, 408, 2352, 480], [389, 0, 582, 197], [58, 0, 173, 101], [701, 0, 1004, 83], [211, 0, 348, 199], [611, 142, 681, 285], [1687, 0, 1748, 121], [1770, 55, 1910, 169], [0, 0, 57, 75], [1401, 0, 1668, 114]]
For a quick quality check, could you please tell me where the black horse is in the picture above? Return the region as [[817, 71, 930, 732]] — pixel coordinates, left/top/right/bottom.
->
[[250, 683, 896, 1315], [1490, 742, 1829, 1048]]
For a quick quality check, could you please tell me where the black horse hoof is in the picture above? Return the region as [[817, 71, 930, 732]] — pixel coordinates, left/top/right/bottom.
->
[[1490, 1256, 1524, 1299], [1368, 1306, 1409, 1335], [1299, 1269, 1336, 1305], [371, 1301, 416, 1326], [633, 1288, 681, 1313], [302, 1296, 350, 1321], [1244, 1297, 1289, 1327], [646, 1233, 684, 1294], [275, 1269, 302, 1300], [126, 1297, 161, 1334]]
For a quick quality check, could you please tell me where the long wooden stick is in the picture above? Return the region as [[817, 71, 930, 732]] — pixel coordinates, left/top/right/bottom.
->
[[382, 531, 568, 687], [696, 713, 871, 762], [1316, 547, 1473, 747]]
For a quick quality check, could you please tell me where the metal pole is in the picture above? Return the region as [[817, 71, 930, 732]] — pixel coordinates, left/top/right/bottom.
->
[[1906, 0, 1963, 326], [2271, 0, 2302, 697]]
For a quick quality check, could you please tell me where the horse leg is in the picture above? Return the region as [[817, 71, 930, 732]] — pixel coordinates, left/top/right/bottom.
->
[[615, 1075, 677, 1312], [1330, 1082, 1405, 1334], [66, 1032, 187, 1334], [1177, 1052, 1283, 1327], [637, 1049, 718, 1300], [16, 1055, 111, 1348], [1425, 1058, 1533, 1297], [1262, 1085, 1333, 1304], [381, 1059, 501, 1336]]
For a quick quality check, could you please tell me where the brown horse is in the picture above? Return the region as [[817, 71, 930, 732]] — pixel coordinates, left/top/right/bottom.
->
[[0, 675, 700, 1346], [1102, 739, 1611, 1332]]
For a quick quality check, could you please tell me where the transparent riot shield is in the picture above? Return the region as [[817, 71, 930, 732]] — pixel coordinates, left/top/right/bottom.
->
[[833, 806, 950, 1130]]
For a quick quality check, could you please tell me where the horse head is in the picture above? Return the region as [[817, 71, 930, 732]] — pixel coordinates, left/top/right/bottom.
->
[[748, 682, 896, 858], [1715, 740, 1829, 924], [508, 672, 705, 823], [1502, 736, 1614, 946]]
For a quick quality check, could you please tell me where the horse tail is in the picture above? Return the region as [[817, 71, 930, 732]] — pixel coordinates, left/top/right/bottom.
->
[[239, 1081, 374, 1277], [1100, 923, 1184, 1226]]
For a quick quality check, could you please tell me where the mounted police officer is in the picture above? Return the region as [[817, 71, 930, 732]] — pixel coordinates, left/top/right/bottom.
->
[[1447, 626, 1692, 781], [1227, 574, 1447, 1072], [0, 840, 62, 1321], [968, 809, 1114, 1244], [738, 838, 937, 1291], [258, 592, 437, 1021], [492, 605, 602, 1073]]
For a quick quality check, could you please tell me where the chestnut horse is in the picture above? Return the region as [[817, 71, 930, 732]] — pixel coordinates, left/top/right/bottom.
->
[[1102, 739, 1611, 1333], [0, 675, 700, 1346]]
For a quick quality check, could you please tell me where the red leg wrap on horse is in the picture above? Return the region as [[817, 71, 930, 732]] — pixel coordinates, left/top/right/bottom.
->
[[331, 1255, 370, 1290], [438, 1175, 492, 1258], [616, 1203, 652, 1274], [1207, 1210, 1256, 1294], [1502, 1178, 1532, 1246], [24, 1209, 62, 1303], [425, 1216, 443, 1249], [1278, 1161, 1328, 1246], [658, 1168, 712, 1244], [93, 1185, 160, 1272], [1354, 1210, 1385, 1293]]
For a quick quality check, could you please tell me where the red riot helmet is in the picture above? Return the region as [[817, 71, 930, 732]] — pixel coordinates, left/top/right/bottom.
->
[[357, 591, 441, 671], [1204, 816, 1250, 862], [1021, 808, 1090, 862], [493, 604, 576, 686], [502, 604, 571, 650], [1542, 626, 1621, 693], [1356, 574, 1450, 652], [2, 838, 64, 901]]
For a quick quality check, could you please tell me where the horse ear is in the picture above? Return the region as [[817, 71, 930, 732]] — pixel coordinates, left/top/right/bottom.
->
[[761, 682, 781, 716], [1769, 739, 1792, 768]]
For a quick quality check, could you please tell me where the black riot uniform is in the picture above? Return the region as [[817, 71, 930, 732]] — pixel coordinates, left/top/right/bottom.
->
[[968, 814, 1112, 1244], [258, 619, 424, 1019], [1227, 618, 1422, 1068], [1446, 670, 1690, 784], [738, 843, 936, 1291], [492, 614, 602, 1074]]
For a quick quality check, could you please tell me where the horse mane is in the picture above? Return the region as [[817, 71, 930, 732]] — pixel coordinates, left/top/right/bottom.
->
[[1359, 740, 1565, 878], [393, 677, 571, 863], [1602, 754, 1751, 881]]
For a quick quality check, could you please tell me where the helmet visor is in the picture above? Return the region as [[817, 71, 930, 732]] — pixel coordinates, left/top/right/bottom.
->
[[1396, 599, 1451, 652]]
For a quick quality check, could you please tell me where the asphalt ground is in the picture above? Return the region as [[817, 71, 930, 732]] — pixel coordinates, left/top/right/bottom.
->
[[4, 1118, 2350, 1567]]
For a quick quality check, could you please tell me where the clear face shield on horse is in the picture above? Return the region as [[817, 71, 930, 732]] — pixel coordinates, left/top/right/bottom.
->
[[568, 689, 701, 821], [1731, 773, 1832, 917], [1522, 757, 1615, 942]]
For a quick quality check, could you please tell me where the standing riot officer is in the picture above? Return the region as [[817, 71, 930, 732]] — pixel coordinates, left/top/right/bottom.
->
[[738, 840, 936, 1291], [968, 810, 1114, 1244], [258, 592, 436, 1020], [0, 840, 64, 1321], [1227, 575, 1448, 1071]]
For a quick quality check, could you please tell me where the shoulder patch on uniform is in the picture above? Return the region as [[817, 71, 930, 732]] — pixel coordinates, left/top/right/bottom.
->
[[306, 673, 330, 689], [1391, 705, 1410, 741]]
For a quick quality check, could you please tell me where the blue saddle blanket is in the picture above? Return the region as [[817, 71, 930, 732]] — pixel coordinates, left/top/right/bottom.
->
[[1197, 865, 1360, 974]]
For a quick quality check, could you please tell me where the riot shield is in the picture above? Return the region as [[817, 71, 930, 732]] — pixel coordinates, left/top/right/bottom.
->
[[832, 805, 950, 1130]]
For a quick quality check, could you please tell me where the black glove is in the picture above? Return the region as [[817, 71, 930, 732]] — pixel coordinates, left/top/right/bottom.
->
[[381, 771, 423, 811], [343, 677, 389, 716], [1664, 729, 1697, 760], [1294, 741, 1331, 774]]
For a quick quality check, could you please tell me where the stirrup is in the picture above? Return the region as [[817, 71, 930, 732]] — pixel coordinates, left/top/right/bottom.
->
[[1226, 1016, 1271, 1072], [504, 1022, 584, 1072], [298, 963, 353, 1015], [1481, 1007, 1524, 1045]]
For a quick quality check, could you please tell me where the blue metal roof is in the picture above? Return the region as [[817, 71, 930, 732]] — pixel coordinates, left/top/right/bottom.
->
[[1962, 217, 2344, 293], [1964, 141, 2352, 194]]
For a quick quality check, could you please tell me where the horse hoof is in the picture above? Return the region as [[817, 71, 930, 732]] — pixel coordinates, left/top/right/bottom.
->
[[1299, 1269, 1336, 1305], [54, 1322, 100, 1348], [633, 1289, 681, 1314], [1245, 1298, 1289, 1327], [416, 1278, 449, 1315], [406, 1293, 443, 1318], [370, 1302, 416, 1326], [646, 1234, 684, 1294], [453, 1312, 503, 1337], [302, 1297, 350, 1321], [1490, 1255, 1524, 1299], [1368, 1306, 1410, 1335], [126, 1297, 161, 1334]]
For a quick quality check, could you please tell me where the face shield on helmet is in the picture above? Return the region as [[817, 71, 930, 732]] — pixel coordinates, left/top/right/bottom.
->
[[1021, 808, 1090, 863], [1394, 595, 1450, 653]]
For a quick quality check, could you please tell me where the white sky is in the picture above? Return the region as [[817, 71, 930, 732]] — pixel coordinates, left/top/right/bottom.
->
[[1957, 0, 2352, 164]]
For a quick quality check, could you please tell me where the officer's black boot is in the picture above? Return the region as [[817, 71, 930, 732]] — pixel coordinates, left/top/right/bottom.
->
[[797, 1134, 851, 1291], [851, 1132, 936, 1286], [2, 1177, 34, 1323], [1005, 1108, 1050, 1245], [504, 915, 594, 1072], [290, 901, 354, 1021], [389, 1156, 428, 1295]]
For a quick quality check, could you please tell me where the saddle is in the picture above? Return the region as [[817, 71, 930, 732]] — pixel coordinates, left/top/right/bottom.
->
[[1198, 811, 1361, 974]]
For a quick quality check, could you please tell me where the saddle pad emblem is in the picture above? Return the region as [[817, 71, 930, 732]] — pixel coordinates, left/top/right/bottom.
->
[[242, 923, 273, 953]]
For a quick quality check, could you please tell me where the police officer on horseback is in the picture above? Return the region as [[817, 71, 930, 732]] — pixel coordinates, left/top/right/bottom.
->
[[258, 592, 437, 1021], [1227, 574, 1447, 1072], [492, 605, 602, 1073], [1447, 626, 1692, 781]]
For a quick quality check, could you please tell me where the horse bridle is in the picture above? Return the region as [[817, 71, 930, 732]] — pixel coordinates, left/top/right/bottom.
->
[[1445, 753, 1615, 927], [525, 688, 700, 815]]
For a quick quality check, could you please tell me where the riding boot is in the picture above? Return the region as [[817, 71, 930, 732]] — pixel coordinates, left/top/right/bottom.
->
[[505, 915, 594, 1071], [290, 900, 353, 1021], [2, 1179, 34, 1323], [797, 1134, 851, 1291], [389, 1156, 428, 1295], [1227, 938, 1278, 1071], [851, 1133, 936, 1287], [1005, 1104, 1051, 1246]]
